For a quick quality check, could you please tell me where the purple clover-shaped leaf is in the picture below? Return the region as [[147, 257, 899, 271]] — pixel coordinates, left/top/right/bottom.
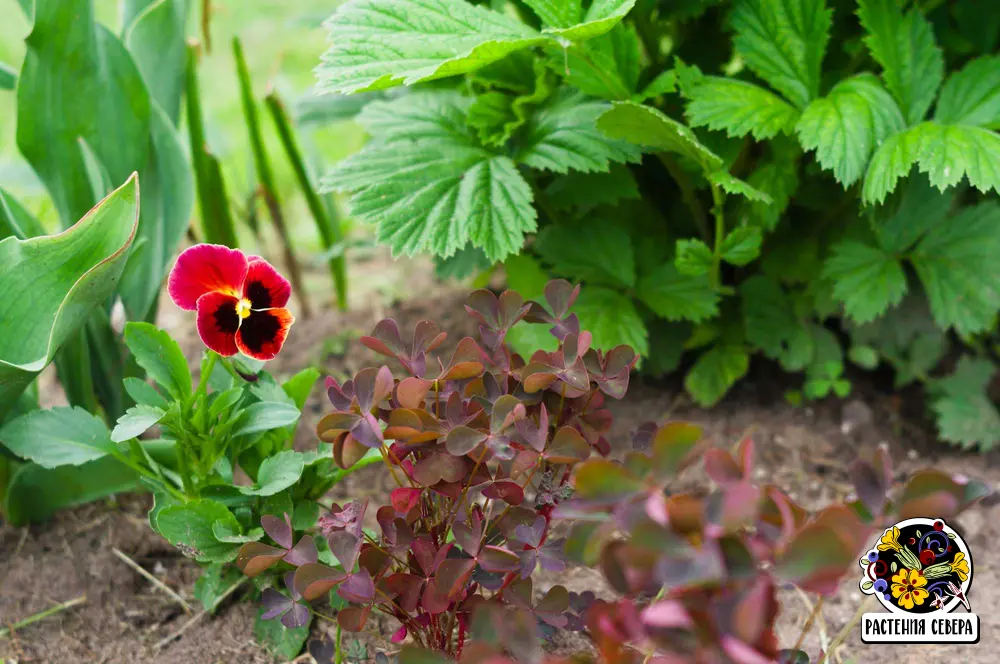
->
[[237, 513, 317, 576], [261, 572, 310, 628]]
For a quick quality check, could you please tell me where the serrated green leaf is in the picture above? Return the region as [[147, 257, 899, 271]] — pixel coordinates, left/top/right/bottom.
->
[[910, 203, 1000, 335], [518, 90, 641, 173], [741, 146, 800, 230], [719, 226, 763, 266], [507, 322, 561, 357], [862, 122, 1000, 204], [536, 218, 635, 287], [637, 263, 719, 323], [710, 171, 772, 203], [574, 286, 648, 356], [111, 404, 165, 443], [326, 94, 537, 262], [468, 91, 521, 147], [847, 295, 945, 386], [796, 74, 905, 185], [856, 0, 943, 125], [928, 356, 1000, 450], [525, 0, 582, 27], [822, 240, 907, 324], [0, 176, 139, 420], [730, 0, 832, 109], [358, 91, 474, 143], [934, 55, 1000, 129], [317, 0, 547, 94], [240, 450, 305, 496], [682, 74, 800, 140], [685, 344, 749, 406], [674, 239, 713, 276], [435, 244, 493, 280], [123, 322, 192, 401], [740, 275, 800, 359], [544, 0, 637, 41], [875, 172, 952, 253], [555, 23, 640, 100], [596, 100, 722, 171], [0, 406, 114, 468], [545, 164, 640, 210]]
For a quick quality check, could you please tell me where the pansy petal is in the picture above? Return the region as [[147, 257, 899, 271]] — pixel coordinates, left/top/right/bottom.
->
[[168, 244, 248, 310], [244, 258, 291, 309], [237, 307, 294, 361], [196, 292, 241, 357]]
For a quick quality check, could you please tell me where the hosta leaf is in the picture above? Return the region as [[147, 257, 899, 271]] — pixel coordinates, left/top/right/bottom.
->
[[856, 0, 943, 125], [934, 55, 1000, 129], [0, 176, 139, 421], [730, 0, 832, 109], [685, 344, 749, 406], [317, 0, 546, 94], [573, 286, 648, 356], [597, 101, 722, 171], [862, 122, 1000, 204], [554, 23, 640, 100], [637, 263, 719, 323], [682, 75, 800, 140], [796, 74, 905, 185], [535, 218, 635, 288], [822, 240, 907, 324], [928, 356, 1000, 450], [0, 407, 114, 468], [517, 90, 641, 173], [326, 94, 536, 262], [910, 203, 1000, 335]]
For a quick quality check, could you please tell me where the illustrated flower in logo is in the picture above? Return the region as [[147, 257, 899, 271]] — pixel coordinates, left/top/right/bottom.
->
[[949, 552, 970, 582], [877, 526, 901, 552], [168, 244, 294, 360], [891, 568, 929, 610]]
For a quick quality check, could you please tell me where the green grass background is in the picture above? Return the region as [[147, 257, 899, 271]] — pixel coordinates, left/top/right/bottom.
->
[[0, 0, 365, 249]]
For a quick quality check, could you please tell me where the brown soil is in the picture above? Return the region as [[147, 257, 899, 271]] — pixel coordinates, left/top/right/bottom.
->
[[2, 256, 997, 663]]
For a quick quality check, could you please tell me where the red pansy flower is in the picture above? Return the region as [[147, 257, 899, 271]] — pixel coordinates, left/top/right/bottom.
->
[[168, 244, 295, 361]]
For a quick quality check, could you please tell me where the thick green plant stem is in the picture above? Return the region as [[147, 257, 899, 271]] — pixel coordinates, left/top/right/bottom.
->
[[710, 181, 725, 288], [232, 36, 312, 319], [265, 92, 349, 311], [185, 44, 239, 247]]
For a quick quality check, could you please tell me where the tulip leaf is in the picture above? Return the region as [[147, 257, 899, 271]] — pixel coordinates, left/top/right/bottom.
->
[[0, 176, 139, 422]]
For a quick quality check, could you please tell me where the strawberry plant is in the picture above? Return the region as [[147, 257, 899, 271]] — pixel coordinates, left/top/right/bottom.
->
[[313, 0, 1000, 449]]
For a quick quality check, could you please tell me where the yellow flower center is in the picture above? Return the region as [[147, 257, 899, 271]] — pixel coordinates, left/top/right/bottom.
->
[[236, 298, 253, 319]]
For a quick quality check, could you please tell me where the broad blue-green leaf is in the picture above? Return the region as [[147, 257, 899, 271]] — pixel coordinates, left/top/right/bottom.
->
[[0, 176, 139, 421], [573, 286, 648, 356], [17, 0, 150, 226], [637, 263, 719, 323], [518, 90, 641, 173], [317, 0, 547, 94], [934, 55, 1000, 129], [796, 74, 905, 185], [862, 122, 1000, 203], [3, 439, 176, 525], [111, 404, 166, 443], [0, 407, 114, 468], [730, 0, 832, 109], [822, 240, 907, 324], [856, 0, 943, 125], [910, 203, 1000, 335], [124, 0, 189, 124], [685, 344, 749, 406], [124, 322, 192, 402], [0, 188, 44, 240], [596, 101, 722, 171], [157, 499, 242, 562], [239, 450, 306, 496]]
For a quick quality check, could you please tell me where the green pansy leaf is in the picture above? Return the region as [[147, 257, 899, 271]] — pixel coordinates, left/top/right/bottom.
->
[[123, 377, 170, 409], [157, 499, 243, 563], [240, 450, 306, 496], [123, 322, 192, 402], [231, 402, 301, 438], [110, 404, 166, 443], [0, 176, 139, 421]]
